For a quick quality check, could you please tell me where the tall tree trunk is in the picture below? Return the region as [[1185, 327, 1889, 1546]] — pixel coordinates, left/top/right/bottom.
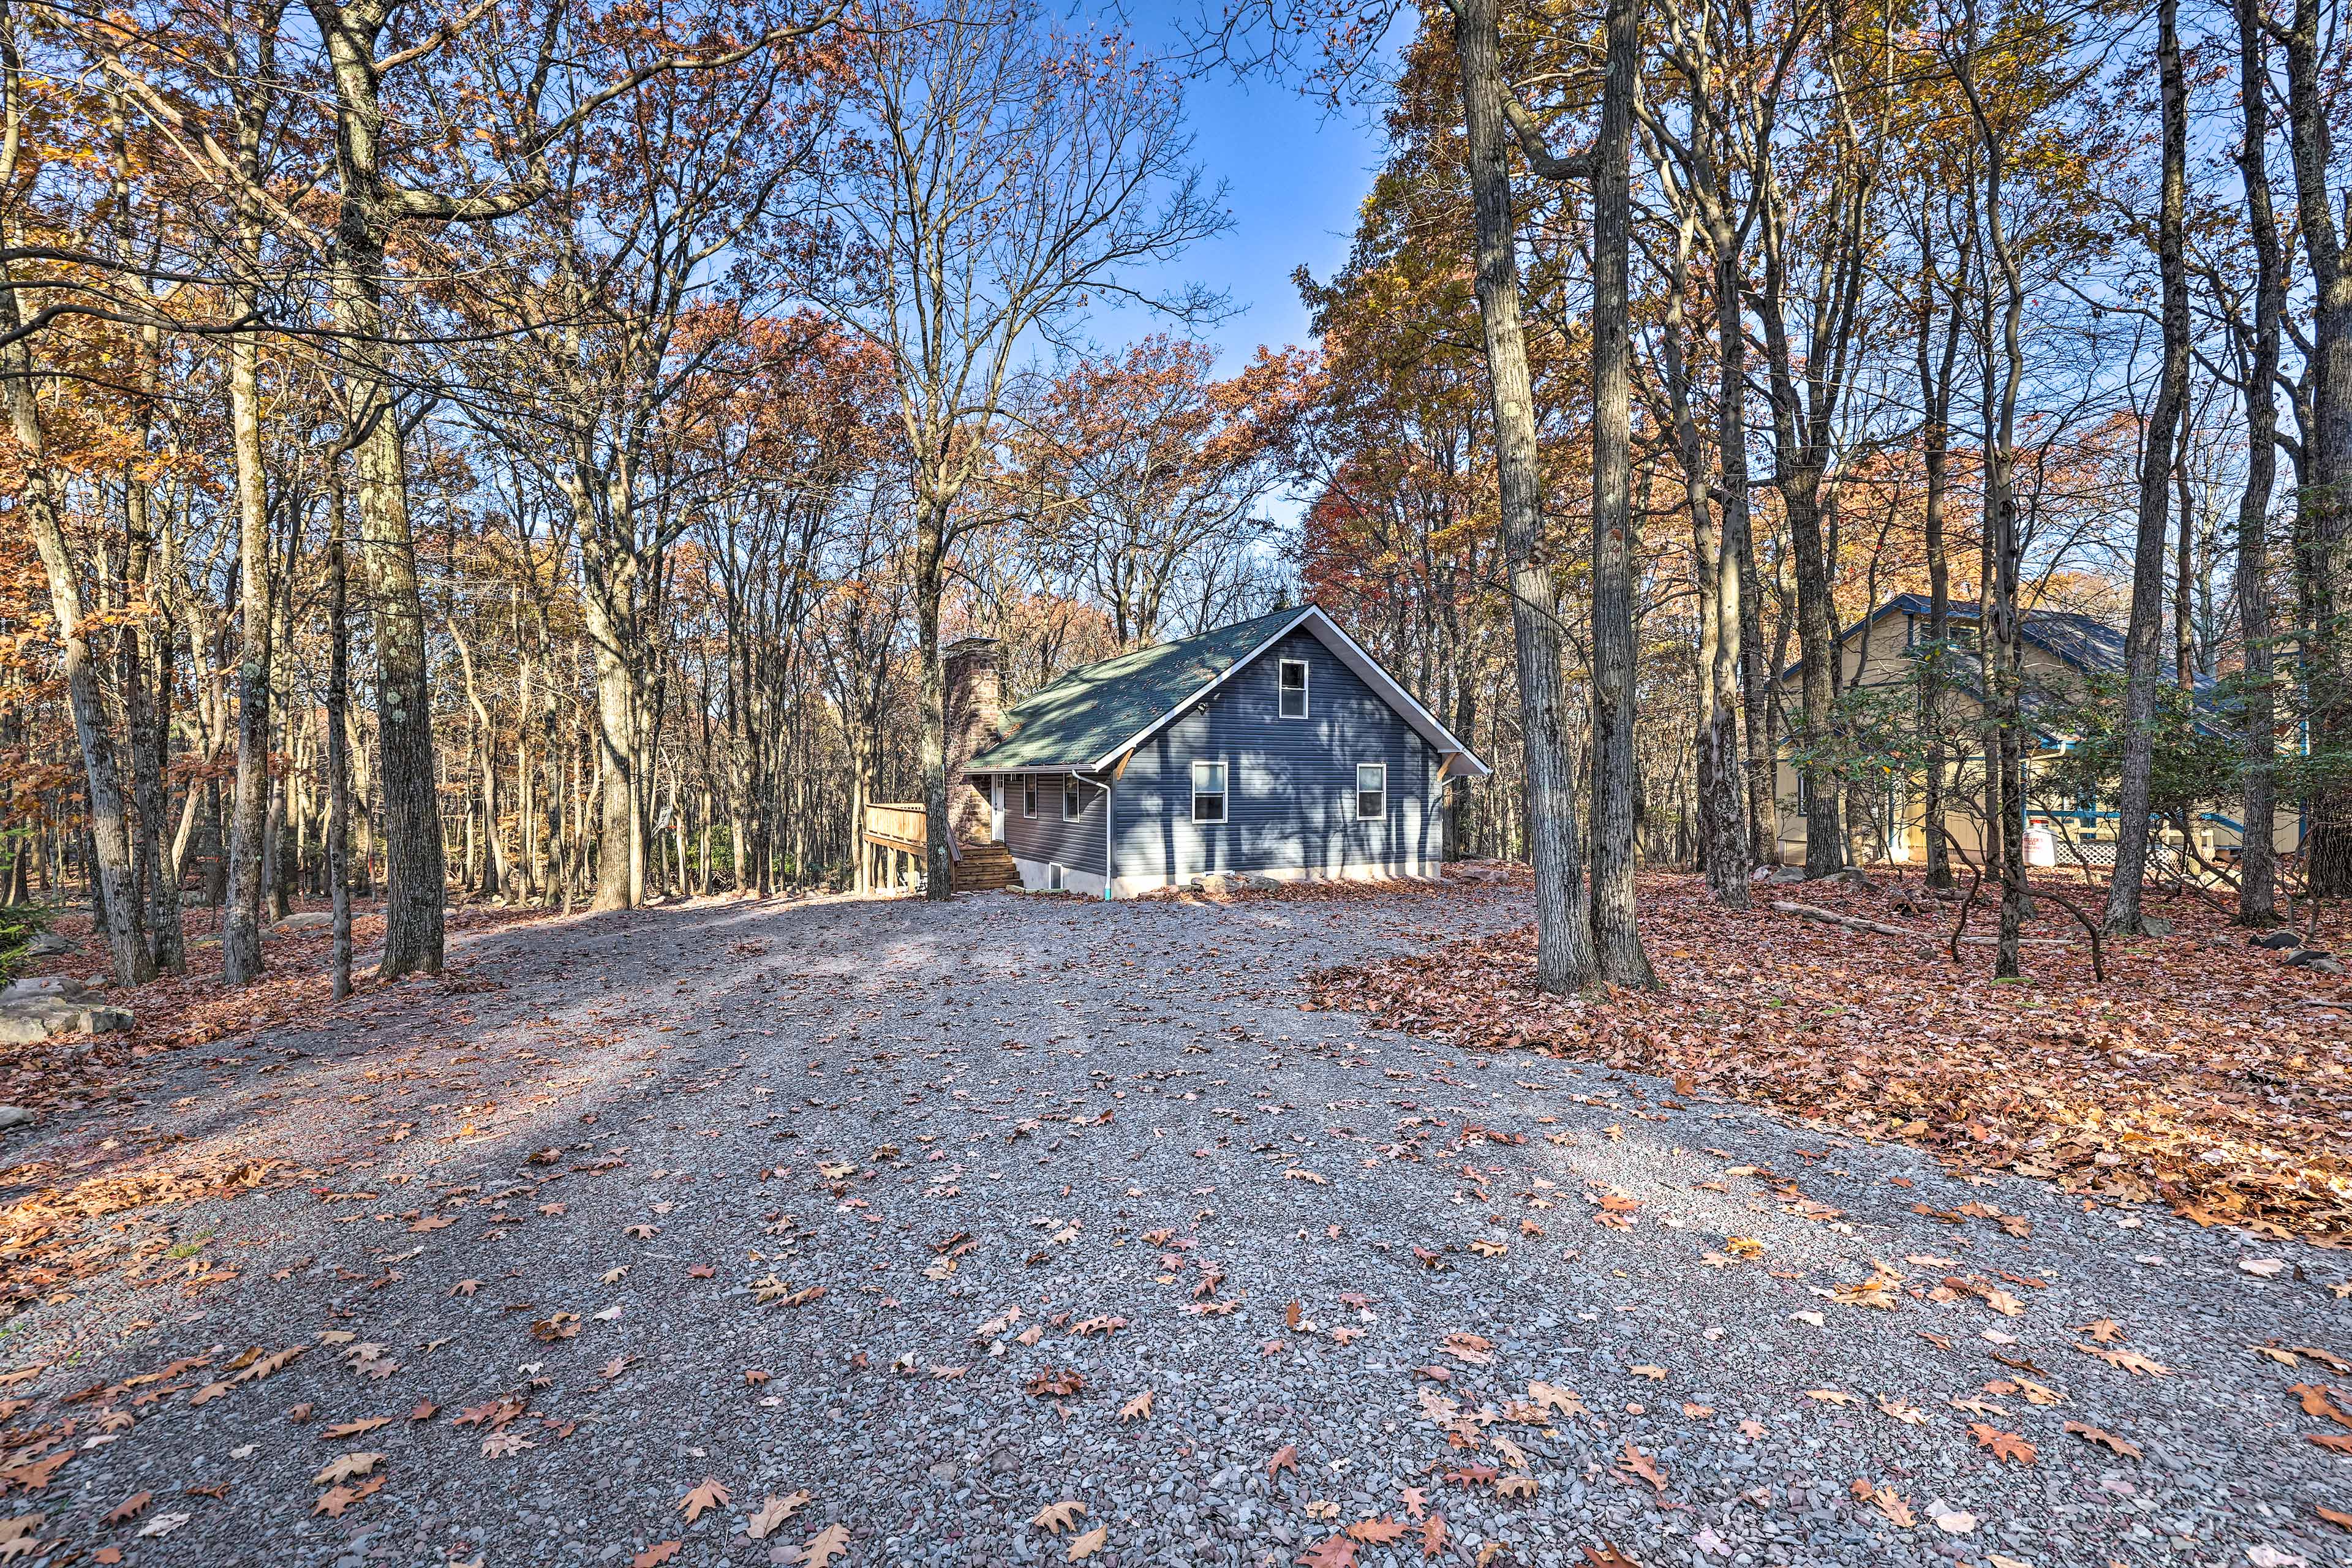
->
[[2103, 0, 2189, 935], [1447, 0, 1597, 992], [2233, 0, 2283, 926], [1705, 169, 1754, 903], [1917, 200, 1966, 891], [1586, 0, 1656, 987], [222, 314, 271, 981], [315, 0, 444, 977], [2279, 0, 2352, 894], [916, 510, 952, 901], [0, 281, 148, 986], [328, 459, 355, 998]]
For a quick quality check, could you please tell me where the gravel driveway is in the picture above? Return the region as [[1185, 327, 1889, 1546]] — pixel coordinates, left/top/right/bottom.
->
[[1, 881, 2346, 1568]]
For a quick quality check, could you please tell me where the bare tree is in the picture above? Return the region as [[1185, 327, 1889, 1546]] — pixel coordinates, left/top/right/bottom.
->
[[809, 0, 1223, 900]]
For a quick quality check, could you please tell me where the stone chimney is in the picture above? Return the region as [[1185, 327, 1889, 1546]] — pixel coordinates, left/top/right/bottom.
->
[[943, 636, 1003, 842]]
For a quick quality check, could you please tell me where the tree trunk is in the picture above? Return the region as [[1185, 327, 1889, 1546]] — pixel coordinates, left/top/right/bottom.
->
[[222, 315, 271, 982], [582, 583, 637, 911], [328, 461, 355, 999], [0, 295, 148, 986], [1586, 0, 1656, 987], [1448, 0, 1597, 992], [2103, 0, 2188, 935], [1705, 176, 1754, 903], [2233, 0, 2283, 927], [2279, 0, 2352, 895], [315, 0, 443, 978], [916, 508, 952, 902]]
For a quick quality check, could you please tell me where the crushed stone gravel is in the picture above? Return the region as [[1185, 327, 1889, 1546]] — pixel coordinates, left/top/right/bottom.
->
[[0, 881, 2346, 1568]]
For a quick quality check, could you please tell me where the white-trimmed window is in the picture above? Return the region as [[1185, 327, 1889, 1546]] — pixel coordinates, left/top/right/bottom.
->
[[1278, 659, 1310, 718], [1355, 763, 1387, 820], [1191, 760, 1227, 823], [1023, 776, 1038, 818], [1063, 777, 1084, 821]]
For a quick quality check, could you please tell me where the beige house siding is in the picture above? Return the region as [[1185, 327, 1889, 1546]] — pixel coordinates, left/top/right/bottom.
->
[[1768, 603, 2302, 869]]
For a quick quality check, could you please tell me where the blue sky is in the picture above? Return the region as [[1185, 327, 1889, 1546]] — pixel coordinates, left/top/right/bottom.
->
[[1088, 40, 1391, 376]]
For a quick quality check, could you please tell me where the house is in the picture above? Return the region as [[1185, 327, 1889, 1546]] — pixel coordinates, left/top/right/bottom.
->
[[1768, 593, 2298, 870], [951, 605, 1490, 898]]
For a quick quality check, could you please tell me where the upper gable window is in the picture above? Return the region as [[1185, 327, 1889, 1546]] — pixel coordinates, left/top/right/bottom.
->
[[1278, 658, 1310, 719]]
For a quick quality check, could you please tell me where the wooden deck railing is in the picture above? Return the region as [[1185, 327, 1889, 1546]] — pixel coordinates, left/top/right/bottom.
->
[[862, 804, 967, 860], [862, 802, 929, 853]]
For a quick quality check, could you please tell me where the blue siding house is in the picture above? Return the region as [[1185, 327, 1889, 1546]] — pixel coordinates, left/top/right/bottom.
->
[[962, 606, 1489, 898]]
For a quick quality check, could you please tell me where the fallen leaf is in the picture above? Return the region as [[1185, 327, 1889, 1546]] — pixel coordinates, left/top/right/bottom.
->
[[1033, 1500, 1087, 1535], [1968, 1424, 2037, 1465], [312, 1452, 383, 1486], [793, 1522, 851, 1566], [1067, 1523, 1108, 1561], [1614, 1439, 1667, 1496], [747, 1492, 812, 1540], [1927, 1500, 1976, 1534], [680, 1477, 730, 1523], [2075, 1342, 2173, 1376], [2064, 1420, 2143, 1460], [2289, 1384, 2352, 1428], [1295, 1536, 1357, 1568]]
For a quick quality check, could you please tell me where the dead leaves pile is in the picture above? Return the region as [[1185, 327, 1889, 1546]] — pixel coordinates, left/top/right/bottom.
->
[[1308, 873, 2352, 1242]]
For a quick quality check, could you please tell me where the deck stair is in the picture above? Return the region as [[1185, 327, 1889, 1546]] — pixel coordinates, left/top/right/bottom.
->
[[952, 840, 1022, 892]]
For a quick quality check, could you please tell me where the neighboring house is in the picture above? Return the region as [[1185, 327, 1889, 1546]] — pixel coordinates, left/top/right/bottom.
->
[[1768, 593, 2299, 870], [954, 605, 1490, 898]]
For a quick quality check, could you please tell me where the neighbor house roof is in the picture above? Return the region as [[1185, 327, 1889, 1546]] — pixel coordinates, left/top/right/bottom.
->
[[1777, 593, 2218, 703], [965, 604, 1491, 777]]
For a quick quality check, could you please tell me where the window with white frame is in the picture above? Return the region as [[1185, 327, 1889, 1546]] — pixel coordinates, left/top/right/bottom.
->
[[1278, 658, 1309, 718], [1023, 776, 1038, 818], [1063, 777, 1084, 821], [1191, 760, 1227, 823], [1355, 763, 1387, 820]]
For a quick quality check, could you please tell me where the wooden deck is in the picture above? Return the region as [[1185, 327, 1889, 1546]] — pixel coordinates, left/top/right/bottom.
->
[[859, 804, 1020, 894]]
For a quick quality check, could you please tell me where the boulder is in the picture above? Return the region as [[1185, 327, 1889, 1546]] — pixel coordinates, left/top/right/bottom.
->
[[0, 1105, 32, 1131], [1768, 865, 1807, 884], [266, 911, 334, 936], [23, 932, 71, 956], [2140, 916, 2173, 937], [1832, 867, 1879, 890], [0, 975, 88, 1004], [2283, 948, 2345, 974], [2251, 929, 2302, 951], [0, 996, 133, 1046], [1193, 871, 1280, 895]]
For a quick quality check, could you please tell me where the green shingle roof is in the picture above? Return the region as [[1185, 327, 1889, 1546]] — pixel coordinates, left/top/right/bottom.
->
[[966, 607, 1306, 772]]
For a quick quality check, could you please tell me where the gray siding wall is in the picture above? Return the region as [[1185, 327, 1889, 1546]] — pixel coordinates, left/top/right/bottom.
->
[[1110, 627, 1438, 889], [997, 772, 1107, 878]]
